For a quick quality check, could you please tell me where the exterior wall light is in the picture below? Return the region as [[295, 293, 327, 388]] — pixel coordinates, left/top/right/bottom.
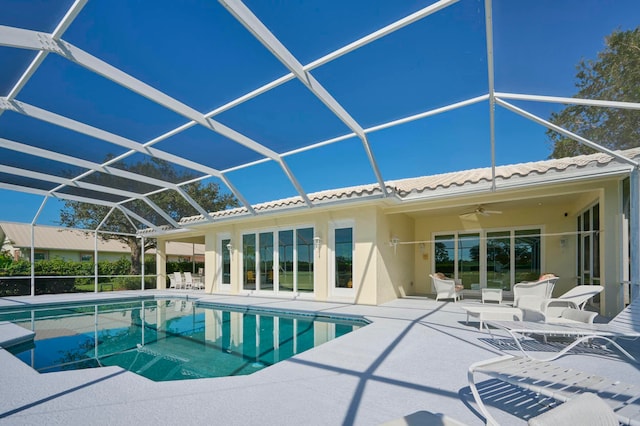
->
[[313, 236, 321, 255], [226, 242, 233, 253], [390, 236, 400, 254]]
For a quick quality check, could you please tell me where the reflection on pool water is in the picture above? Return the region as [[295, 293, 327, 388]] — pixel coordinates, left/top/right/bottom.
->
[[0, 299, 366, 382]]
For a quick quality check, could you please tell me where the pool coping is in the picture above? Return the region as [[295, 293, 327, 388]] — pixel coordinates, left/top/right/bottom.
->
[[0, 291, 638, 425]]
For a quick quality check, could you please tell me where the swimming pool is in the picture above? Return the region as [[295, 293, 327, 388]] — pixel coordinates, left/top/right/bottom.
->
[[0, 298, 366, 382]]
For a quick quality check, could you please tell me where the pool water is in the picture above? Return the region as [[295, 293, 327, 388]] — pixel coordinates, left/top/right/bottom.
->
[[0, 299, 365, 382]]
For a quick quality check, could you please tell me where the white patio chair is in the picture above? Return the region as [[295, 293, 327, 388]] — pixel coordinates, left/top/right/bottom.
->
[[430, 274, 463, 302], [183, 272, 194, 289], [513, 276, 558, 307], [483, 295, 640, 362], [173, 272, 185, 289], [513, 276, 559, 321]]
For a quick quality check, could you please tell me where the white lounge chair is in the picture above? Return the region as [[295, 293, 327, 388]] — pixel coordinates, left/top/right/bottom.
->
[[462, 283, 597, 329], [540, 285, 603, 322], [468, 355, 640, 425], [430, 274, 463, 302], [484, 295, 640, 362], [527, 392, 618, 426]]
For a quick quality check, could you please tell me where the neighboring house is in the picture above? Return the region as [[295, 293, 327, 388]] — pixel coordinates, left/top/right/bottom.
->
[[153, 148, 639, 318], [0, 222, 204, 263]]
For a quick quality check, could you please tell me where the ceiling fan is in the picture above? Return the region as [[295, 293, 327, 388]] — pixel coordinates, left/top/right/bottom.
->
[[459, 205, 503, 218]]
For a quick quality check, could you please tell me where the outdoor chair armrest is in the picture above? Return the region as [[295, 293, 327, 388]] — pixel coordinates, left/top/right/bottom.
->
[[540, 299, 579, 318], [554, 308, 597, 324]]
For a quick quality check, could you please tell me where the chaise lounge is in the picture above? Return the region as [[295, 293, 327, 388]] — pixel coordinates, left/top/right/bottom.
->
[[468, 355, 640, 425]]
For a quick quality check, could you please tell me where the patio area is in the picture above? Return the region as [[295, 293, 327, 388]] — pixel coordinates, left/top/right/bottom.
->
[[0, 292, 638, 425]]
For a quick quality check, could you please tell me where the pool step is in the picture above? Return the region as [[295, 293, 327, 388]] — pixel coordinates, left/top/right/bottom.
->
[[0, 321, 35, 349]]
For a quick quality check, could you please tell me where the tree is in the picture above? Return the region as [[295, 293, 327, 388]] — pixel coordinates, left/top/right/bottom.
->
[[58, 158, 239, 275], [434, 242, 450, 263], [548, 27, 640, 158]]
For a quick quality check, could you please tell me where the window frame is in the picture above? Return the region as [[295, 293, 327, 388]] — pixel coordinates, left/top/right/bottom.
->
[[432, 225, 544, 291], [329, 219, 355, 297], [241, 225, 316, 296]]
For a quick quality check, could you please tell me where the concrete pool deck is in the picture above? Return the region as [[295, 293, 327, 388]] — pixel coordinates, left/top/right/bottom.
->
[[0, 291, 638, 425]]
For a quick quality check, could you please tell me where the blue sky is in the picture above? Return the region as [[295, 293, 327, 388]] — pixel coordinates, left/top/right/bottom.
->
[[0, 0, 639, 226]]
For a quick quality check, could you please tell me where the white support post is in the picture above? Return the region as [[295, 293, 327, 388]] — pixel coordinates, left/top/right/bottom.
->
[[94, 230, 99, 293], [30, 224, 35, 297], [141, 236, 145, 291], [30, 197, 49, 296], [630, 168, 640, 302], [484, 0, 496, 190]]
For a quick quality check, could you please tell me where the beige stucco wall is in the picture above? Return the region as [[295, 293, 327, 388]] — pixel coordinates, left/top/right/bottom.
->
[[187, 204, 383, 304], [156, 175, 628, 316], [601, 180, 624, 317], [377, 210, 414, 302]]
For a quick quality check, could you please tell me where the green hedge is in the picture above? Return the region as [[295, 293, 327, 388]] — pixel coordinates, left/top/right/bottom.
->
[[0, 255, 200, 296]]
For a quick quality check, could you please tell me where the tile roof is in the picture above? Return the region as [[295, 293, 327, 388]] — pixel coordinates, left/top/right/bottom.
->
[[177, 148, 640, 226]]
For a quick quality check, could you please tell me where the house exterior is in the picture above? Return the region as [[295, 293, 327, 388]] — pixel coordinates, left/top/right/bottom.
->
[[154, 148, 640, 318], [0, 222, 204, 263]]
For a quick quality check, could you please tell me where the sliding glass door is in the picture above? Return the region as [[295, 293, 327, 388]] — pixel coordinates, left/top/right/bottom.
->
[[435, 228, 542, 290], [243, 227, 315, 294]]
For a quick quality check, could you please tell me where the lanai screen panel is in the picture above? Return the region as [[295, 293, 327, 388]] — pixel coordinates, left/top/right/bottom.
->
[[0, 0, 638, 231]]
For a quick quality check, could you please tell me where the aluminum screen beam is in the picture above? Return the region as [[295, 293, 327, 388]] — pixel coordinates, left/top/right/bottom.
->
[[0, 25, 311, 209], [219, 0, 388, 197], [5, 1, 86, 101], [0, 180, 121, 209], [495, 92, 640, 111], [484, 0, 497, 190], [0, 97, 256, 216], [118, 206, 158, 231], [496, 98, 640, 167], [0, 137, 214, 222], [1, 98, 221, 176], [207, 0, 458, 119], [0, 163, 179, 227]]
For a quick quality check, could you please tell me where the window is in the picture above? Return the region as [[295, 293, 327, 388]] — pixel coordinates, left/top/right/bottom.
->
[[33, 251, 47, 261], [334, 227, 353, 289], [514, 230, 541, 282], [259, 232, 274, 291], [486, 231, 510, 289], [278, 230, 294, 292], [243, 227, 314, 293], [243, 234, 256, 290], [296, 228, 314, 293], [458, 233, 480, 287], [221, 238, 231, 286], [80, 253, 93, 262], [434, 228, 541, 290], [578, 203, 600, 285], [434, 235, 455, 277]]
